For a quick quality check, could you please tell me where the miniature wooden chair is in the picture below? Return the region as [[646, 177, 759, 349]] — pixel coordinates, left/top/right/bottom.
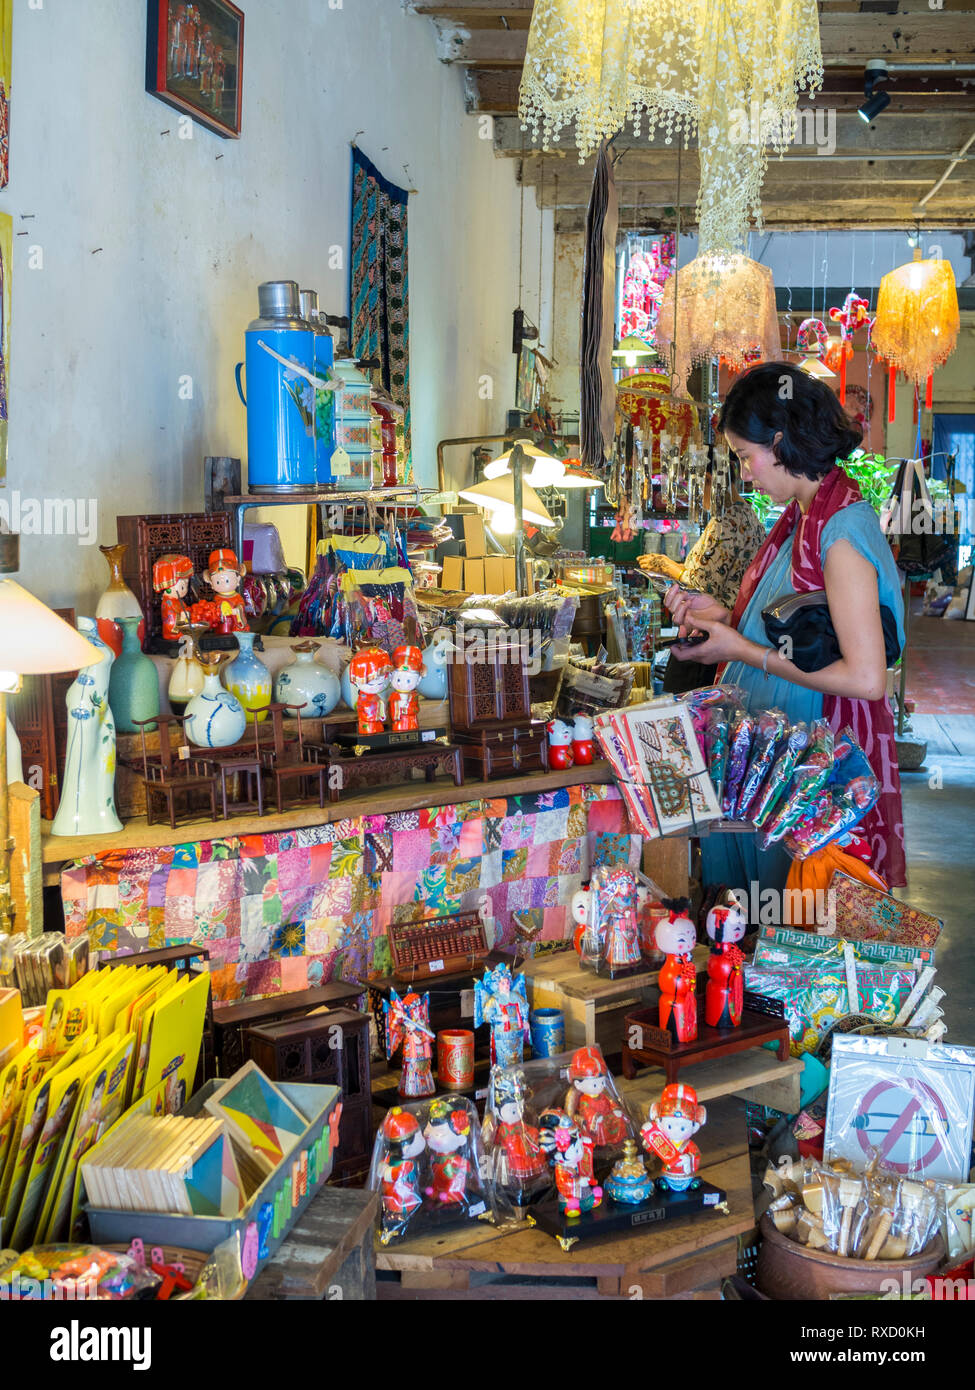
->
[[255, 702, 327, 812], [200, 719, 266, 819], [131, 714, 219, 829]]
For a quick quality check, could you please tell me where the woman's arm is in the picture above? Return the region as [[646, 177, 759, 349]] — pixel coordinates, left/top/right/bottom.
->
[[670, 538, 890, 702]]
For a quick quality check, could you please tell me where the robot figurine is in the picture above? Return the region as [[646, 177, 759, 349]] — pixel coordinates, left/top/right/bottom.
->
[[705, 893, 748, 1030], [640, 1082, 707, 1193]]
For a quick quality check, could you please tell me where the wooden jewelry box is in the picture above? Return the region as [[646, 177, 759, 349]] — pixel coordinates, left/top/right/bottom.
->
[[447, 630, 549, 779]]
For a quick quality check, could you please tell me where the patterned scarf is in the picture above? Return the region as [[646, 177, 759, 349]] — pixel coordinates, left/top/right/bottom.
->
[[729, 466, 905, 887]]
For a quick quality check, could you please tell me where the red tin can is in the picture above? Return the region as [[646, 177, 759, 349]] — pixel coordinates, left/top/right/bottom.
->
[[437, 1029, 475, 1091]]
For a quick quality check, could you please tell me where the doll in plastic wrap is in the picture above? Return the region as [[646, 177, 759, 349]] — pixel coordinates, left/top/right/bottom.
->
[[565, 1046, 628, 1149], [483, 1068, 548, 1199], [539, 1109, 602, 1217], [424, 1099, 474, 1206], [377, 1107, 426, 1240], [474, 962, 530, 1069], [640, 1082, 706, 1193], [654, 899, 699, 1044], [592, 866, 642, 973], [384, 989, 436, 1098], [570, 882, 591, 957], [705, 893, 748, 1030]]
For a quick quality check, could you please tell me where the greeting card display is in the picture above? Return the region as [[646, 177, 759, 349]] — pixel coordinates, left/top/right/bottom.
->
[[368, 1095, 498, 1245]]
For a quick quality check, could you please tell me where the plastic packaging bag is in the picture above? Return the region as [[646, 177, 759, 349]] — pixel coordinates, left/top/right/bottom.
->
[[751, 723, 810, 828], [0, 1244, 161, 1300], [736, 708, 788, 819], [722, 710, 755, 817], [761, 720, 834, 846]]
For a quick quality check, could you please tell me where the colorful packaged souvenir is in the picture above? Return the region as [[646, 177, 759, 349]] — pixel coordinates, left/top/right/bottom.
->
[[368, 1094, 497, 1245], [481, 1068, 549, 1205], [0, 1244, 160, 1300], [735, 708, 787, 820], [761, 720, 834, 846], [722, 710, 755, 817], [587, 866, 642, 975], [383, 990, 436, 1099], [473, 963, 530, 1069], [750, 723, 810, 828]]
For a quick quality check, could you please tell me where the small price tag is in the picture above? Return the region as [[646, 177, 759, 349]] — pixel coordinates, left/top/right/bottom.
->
[[330, 446, 352, 477], [460, 989, 474, 1017], [178, 744, 191, 761], [704, 1192, 718, 1206], [421, 730, 435, 742], [468, 1201, 486, 1217], [428, 959, 444, 973], [475, 1087, 488, 1101]]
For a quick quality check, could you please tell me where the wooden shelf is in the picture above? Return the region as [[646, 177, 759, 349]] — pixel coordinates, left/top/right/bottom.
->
[[41, 762, 615, 866]]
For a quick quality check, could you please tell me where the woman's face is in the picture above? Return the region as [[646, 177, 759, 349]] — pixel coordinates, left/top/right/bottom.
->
[[724, 428, 793, 505]]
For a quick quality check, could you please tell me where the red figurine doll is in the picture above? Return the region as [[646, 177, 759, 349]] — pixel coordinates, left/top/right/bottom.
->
[[654, 900, 699, 1044], [388, 644, 425, 733], [204, 549, 248, 633], [705, 895, 748, 1030], [383, 989, 435, 1098], [424, 1099, 473, 1206], [378, 1108, 426, 1236], [486, 1069, 548, 1191], [539, 1109, 602, 1217], [565, 1047, 628, 1148], [153, 554, 194, 642], [546, 718, 574, 771], [640, 1082, 706, 1193], [348, 646, 392, 736], [571, 714, 594, 765]]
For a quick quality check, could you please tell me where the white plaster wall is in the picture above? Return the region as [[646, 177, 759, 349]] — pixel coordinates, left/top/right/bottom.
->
[[1, 0, 550, 610]]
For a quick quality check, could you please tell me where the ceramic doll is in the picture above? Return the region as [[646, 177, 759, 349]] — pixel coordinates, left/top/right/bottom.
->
[[546, 717, 574, 771], [51, 618, 123, 837], [571, 713, 595, 765], [423, 1099, 473, 1206], [565, 1047, 628, 1148], [204, 548, 248, 633], [570, 882, 591, 957], [640, 1082, 706, 1193], [348, 646, 392, 736], [539, 1110, 602, 1217], [383, 990, 435, 1099], [473, 962, 530, 1069], [388, 644, 425, 733], [377, 1107, 426, 1239], [654, 900, 699, 1044], [605, 1139, 654, 1205], [485, 1069, 548, 1191], [152, 554, 194, 642], [593, 866, 642, 973], [417, 629, 451, 701], [705, 894, 748, 1030]]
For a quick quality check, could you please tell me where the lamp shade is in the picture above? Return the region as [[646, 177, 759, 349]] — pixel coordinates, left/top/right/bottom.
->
[[483, 441, 561, 481], [872, 255, 960, 387], [656, 254, 780, 396], [612, 334, 655, 365], [458, 478, 556, 528], [0, 579, 103, 675]]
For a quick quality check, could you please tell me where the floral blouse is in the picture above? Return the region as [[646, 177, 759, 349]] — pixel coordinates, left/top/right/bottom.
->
[[682, 500, 765, 611]]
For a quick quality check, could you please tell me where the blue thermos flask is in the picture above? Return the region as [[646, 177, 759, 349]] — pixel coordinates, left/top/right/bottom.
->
[[299, 288, 336, 488], [235, 281, 317, 494]]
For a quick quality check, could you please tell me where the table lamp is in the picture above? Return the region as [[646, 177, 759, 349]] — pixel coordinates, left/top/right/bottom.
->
[[0, 577, 103, 934]]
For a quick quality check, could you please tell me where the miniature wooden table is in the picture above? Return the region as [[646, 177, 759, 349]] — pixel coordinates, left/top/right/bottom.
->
[[245, 1184, 379, 1301], [621, 1000, 792, 1084], [375, 1097, 752, 1300], [325, 741, 464, 802]]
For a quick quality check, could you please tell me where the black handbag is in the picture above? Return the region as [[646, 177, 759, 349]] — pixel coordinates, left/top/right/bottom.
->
[[761, 590, 901, 673]]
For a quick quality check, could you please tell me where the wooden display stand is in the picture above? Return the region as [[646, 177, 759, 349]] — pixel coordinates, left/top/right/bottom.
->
[[245, 1185, 378, 1301], [325, 740, 464, 802], [375, 1095, 751, 1300], [521, 945, 709, 1055], [621, 998, 792, 1084]]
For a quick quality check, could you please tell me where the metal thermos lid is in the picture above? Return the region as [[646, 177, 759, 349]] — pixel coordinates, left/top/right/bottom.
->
[[299, 289, 319, 323], [258, 280, 301, 318]]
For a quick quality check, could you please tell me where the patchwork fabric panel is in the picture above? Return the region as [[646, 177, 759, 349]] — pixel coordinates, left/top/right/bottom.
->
[[62, 784, 639, 1002]]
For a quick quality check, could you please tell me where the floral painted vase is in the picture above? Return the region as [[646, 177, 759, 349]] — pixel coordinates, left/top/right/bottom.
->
[[51, 618, 123, 836], [224, 631, 273, 723], [184, 653, 247, 748], [95, 543, 144, 658], [275, 641, 341, 718], [108, 615, 160, 734]]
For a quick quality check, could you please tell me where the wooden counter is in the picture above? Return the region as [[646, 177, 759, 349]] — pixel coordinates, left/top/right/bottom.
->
[[42, 762, 617, 868]]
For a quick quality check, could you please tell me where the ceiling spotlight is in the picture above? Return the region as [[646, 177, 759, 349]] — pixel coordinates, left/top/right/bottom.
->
[[858, 58, 890, 123]]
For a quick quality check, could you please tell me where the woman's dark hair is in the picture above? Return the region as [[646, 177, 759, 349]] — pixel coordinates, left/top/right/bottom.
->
[[718, 362, 863, 481]]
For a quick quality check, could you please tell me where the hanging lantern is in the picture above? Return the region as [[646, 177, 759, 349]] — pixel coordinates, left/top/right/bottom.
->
[[616, 368, 696, 468], [656, 255, 780, 396], [872, 251, 959, 421]]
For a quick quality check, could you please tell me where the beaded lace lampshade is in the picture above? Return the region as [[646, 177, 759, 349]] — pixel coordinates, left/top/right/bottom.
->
[[656, 255, 780, 397], [872, 253, 960, 389], [518, 0, 823, 255]]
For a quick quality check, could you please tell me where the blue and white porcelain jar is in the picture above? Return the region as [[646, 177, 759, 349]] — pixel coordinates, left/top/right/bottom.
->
[[184, 656, 247, 748], [275, 640, 341, 717]]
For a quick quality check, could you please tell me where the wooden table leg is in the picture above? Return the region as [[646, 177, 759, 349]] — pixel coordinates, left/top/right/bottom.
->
[[621, 1046, 637, 1081], [777, 1031, 790, 1063]]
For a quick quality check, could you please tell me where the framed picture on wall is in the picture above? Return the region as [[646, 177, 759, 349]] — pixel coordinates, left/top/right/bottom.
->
[[146, 0, 244, 139]]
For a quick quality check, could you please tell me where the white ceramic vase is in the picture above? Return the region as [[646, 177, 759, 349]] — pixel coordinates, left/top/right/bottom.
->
[[184, 662, 247, 748], [275, 641, 341, 717], [51, 618, 123, 836]]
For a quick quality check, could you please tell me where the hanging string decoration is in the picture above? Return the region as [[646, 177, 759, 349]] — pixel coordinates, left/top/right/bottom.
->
[[872, 252, 960, 419], [796, 318, 828, 356], [827, 291, 873, 405], [518, 0, 823, 256]]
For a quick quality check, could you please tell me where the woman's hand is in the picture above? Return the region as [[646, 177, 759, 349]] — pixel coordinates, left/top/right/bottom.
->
[[664, 585, 731, 634], [669, 616, 748, 665]]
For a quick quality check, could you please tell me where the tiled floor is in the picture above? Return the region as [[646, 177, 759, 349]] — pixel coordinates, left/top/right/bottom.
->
[[904, 607, 975, 715]]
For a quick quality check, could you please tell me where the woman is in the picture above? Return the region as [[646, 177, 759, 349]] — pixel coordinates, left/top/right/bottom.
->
[[640, 458, 765, 694], [667, 363, 906, 890]]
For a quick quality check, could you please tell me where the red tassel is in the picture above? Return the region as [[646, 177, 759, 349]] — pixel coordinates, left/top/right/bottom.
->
[[925, 373, 933, 410], [839, 352, 847, 405], [888, 365, 896, 423]]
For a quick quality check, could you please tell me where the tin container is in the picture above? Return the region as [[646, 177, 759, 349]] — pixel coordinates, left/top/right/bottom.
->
[[235, 281, 317, 494], [437, 1029, 475, 1091], [529, 1008, 565, 1057]]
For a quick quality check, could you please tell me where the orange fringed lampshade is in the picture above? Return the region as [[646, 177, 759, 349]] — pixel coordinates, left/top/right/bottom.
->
[[873, 253, 959, 389], [656, 255, 780, 397]]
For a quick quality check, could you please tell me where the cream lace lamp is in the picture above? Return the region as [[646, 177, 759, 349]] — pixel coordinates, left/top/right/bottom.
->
[[655, 255, 780, 396], [519, 0, 822, 255]]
